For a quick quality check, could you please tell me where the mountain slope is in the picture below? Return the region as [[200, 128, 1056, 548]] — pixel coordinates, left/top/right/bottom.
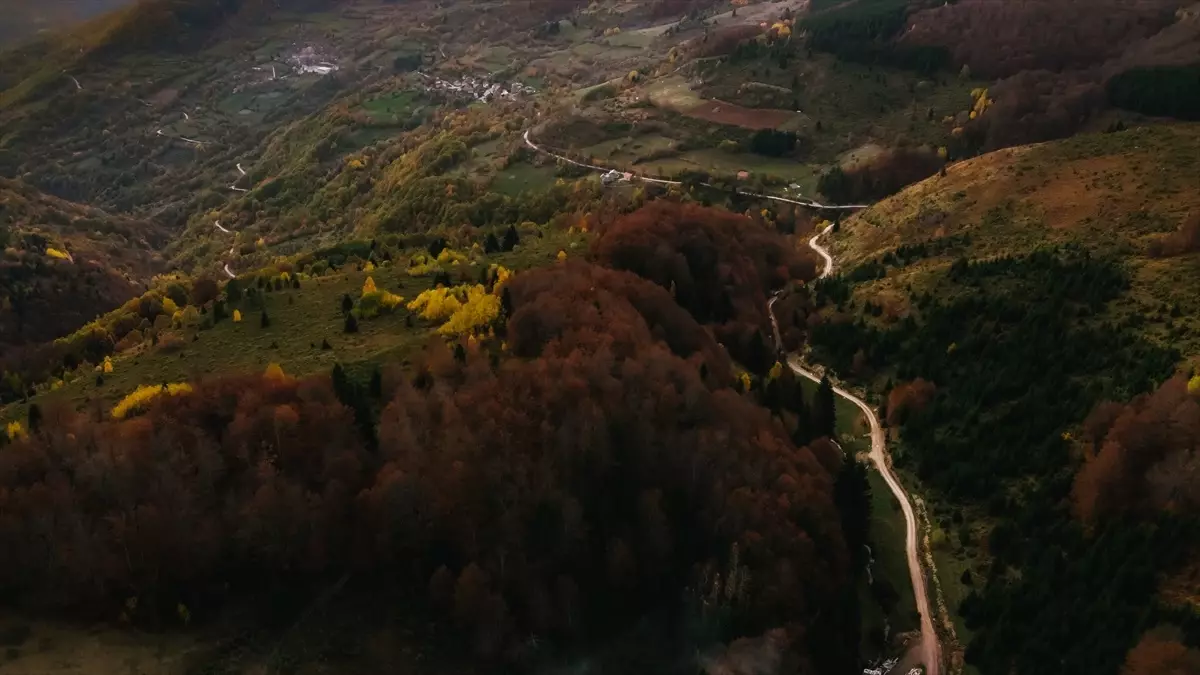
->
[[804, 124, 1200, 675], [0, 177, 165, 348], [833, 122, 1200, 357]]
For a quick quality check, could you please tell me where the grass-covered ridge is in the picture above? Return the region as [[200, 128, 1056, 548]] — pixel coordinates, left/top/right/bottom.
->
[[1, 224, 586, 423], [801, 124, 1200, 675], [833, 123, 1200, 358]]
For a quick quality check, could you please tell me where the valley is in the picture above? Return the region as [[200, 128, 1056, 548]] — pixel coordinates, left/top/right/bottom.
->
[[1, 0, 1199, 674]]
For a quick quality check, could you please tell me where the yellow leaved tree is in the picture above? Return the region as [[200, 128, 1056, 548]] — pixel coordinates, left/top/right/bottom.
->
[[438, 285, 501, 337], [358, 290, 404, 318], [162, 297, 179, 315], [436, 248, 467, 265], [557, 250, 568, 262], [767, 361, 783, 381], [103, 356, 114, 374], [264, 363, 286, 379], [1189, 374, 1200, 396], [490, 265, 512, 292], [5, 421, 25, 441], [233, 309, 242, 323], [407, 287, 463, 321], [111, 383, 194, 419], [363, 276, 377, 294]]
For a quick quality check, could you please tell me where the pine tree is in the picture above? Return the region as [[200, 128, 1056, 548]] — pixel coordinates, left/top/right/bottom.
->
[[746, 330, 772, 375], [321, 338, 332, 350], [27, 403, 41, 434], [369, 367, 382, 399], [814, 374, 836, 440], [344, 312, 359, 333], [500, 286, 513, 318], [502, 224, 520, 251], [834, 460, 871, 575], [225, 278, 243, 304], [341, 293, 354, 314], [484, 231, 500, 253], [330, 363, 376, 449], [260, 309, 270, 328]]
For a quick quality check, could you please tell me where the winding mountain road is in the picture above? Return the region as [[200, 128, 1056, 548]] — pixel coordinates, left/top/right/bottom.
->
[[522, 130, 868, 210], [214, 221, 238, 278], [526, 120, 936, 670], [769, 225, 941, 675]]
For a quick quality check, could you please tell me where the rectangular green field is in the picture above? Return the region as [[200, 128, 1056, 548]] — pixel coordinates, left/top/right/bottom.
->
[[489, 162, 560, 196]]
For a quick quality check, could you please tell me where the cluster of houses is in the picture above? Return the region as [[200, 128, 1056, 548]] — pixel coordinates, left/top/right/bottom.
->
[[863, 658, 899, 675], [863, 660, 923, 675], [416, 72, 537, 102], [288, 46, 340, 75]]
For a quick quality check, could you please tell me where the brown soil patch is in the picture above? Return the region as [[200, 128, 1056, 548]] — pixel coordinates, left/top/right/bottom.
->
[[1022, 155, 1146, 230]]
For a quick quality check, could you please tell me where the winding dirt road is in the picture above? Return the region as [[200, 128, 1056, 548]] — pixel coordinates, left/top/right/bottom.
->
[[522, 130, 868, 210], [769, 225, 940, 675], [525, 120, 936, 668], [214, 221, 238, 278], [521, 128, 931, 669]]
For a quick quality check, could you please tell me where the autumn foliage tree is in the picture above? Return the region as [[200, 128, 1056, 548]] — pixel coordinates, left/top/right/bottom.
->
[[899, 0, 1180, 80], [0, 258, 860, 672], [886, 378, 937, 427], [1072, 374, 1200, 524], [1121, 630, 1200, 675], [369, 261, 857, 669], [818, 147, 944, 204], [592, 201, 817, 373], [0, 374, 369, 614]]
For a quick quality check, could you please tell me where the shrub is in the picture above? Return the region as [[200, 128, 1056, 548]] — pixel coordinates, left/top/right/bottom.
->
[[111, 382, 194, 419], [357, 290, 404, 319]]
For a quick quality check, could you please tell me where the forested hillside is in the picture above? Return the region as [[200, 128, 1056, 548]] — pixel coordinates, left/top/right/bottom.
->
[[801, 0, 1200, 152], [0, 201, 869, 674], [801, 124, 1200, 675], [0, 178, 165, 349]]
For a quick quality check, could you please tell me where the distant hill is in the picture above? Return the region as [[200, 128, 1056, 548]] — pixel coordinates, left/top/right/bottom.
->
[[830, 123, 1200, 357], [833, 123, 1200, 356], [0, 177, 165, 349], [0, 0, 136, 48], [808, 123, 1200, 675]]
